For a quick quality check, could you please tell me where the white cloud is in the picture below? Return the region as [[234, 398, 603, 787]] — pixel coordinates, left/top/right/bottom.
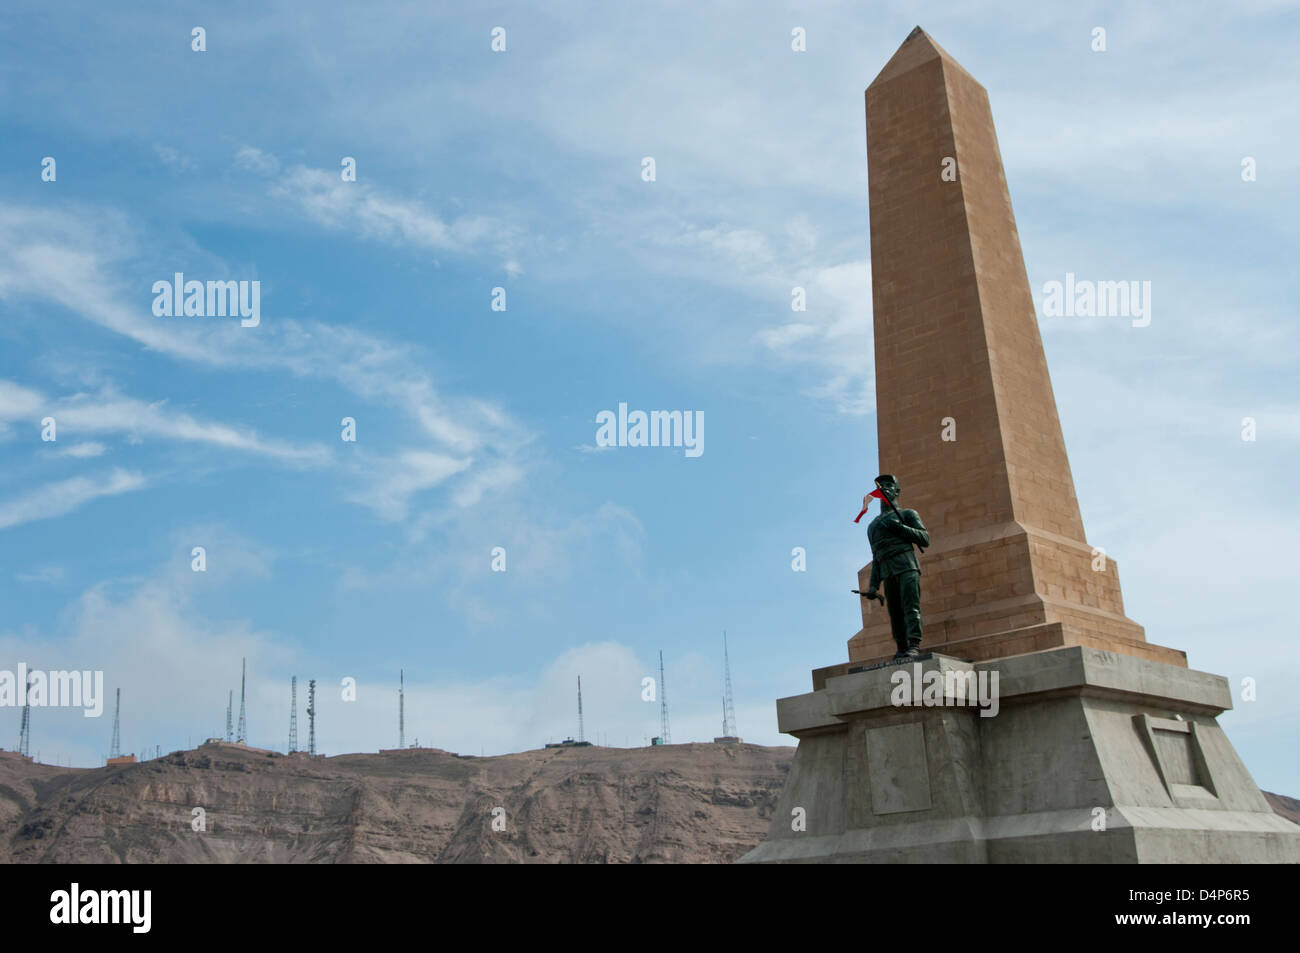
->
[[756, 322, 817, 350], [1, 379, 328, 466], [0, 562, 775, 765], [233, 145, 280, 176], [343, 501, 646, 628], [678, 224, 774, 266], [270, 162, 524, 262], [153, 144, 194, 170], [0, 379, 44, 419], [15, 566, 64, 584], [351, 449, 473, 521], [745, 256, 875, 414], [56, 442, 108, 458], [0, 469, 146, 531], [0, 205, 534, 520], [55, 389, 328, 465], [0, 204, 230, 365], [0, 565, 295, 764]]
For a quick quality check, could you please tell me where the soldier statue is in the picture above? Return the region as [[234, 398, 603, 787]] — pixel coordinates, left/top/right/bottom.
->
[[861, 474, 930, 659]]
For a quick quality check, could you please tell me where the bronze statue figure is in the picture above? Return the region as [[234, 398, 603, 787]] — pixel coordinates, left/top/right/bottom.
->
[[862, 474, 929, 659]]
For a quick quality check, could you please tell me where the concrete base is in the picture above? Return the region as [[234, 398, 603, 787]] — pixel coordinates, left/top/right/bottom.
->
[[738, 646, 1300, 863]]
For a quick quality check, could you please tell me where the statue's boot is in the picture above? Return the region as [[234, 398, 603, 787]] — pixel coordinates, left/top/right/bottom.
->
[[892, 636, 909, 660], [902, 639, 922, 659]]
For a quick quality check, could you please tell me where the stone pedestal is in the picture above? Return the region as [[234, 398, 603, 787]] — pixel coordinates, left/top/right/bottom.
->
[[738, 647, 1300, 863]]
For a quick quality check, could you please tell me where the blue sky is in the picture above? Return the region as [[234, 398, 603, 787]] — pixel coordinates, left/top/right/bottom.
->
[[1, 1, 1297, 794]]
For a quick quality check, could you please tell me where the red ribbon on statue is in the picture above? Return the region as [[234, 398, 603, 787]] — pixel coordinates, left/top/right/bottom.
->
[[854, 488, 887, 523]]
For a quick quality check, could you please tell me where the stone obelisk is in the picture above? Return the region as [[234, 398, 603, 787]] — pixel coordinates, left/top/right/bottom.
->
[[817, 26, 1185, 683], [739, 28, 1300, 864]]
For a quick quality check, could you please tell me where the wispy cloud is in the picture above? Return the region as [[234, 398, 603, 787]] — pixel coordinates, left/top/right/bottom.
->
[[754, 260, 875, 415], [350, 449, 473, 521], [57, 390, 328, 464], [55, 442, 108, 459], [0, 555, 767, 762], [0, 379, 45, 422], [153, 144, 194, 171], [0, 379, 328, 466], [0, 204, 534, 519], [233, 145, 280, 176], [0, 469, 146, 531], [15, 566, 64, 584], [267, 161, 525, 262]]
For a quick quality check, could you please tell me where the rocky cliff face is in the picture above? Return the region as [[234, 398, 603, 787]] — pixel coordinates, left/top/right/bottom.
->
[[0, 742, 791, 864], [5, 743, 1295, 863]]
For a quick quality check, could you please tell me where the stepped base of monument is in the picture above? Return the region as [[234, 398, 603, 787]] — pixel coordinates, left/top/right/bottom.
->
[[823, 620, 1186, 690], [738, 646, 1300, 864]]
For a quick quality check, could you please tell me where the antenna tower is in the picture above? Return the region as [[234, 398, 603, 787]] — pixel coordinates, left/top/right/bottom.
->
[[722, 631, 737, 738], [225, 690, 233, 742], [658, 650, 671, 744], [236, 657, 247, 744], [288, 676, 298, 753], [18, 674, 32, 758], [110, 687, 122, 759], [399, 669, 405, 749], [306, 679, 317, 756], [577, 675, 585, 744]]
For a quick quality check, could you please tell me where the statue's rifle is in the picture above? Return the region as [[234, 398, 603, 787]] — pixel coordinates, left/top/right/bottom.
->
[[852, 588, 885, 606]]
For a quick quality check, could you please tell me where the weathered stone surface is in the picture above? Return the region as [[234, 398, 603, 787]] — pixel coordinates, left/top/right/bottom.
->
[[741, 648, 1300, 863]]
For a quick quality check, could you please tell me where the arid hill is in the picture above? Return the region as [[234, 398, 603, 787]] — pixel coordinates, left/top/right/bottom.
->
[[3, 743, 1295, 863], [1264, 792, 1300, 826], [0, 742, 790, 864]]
